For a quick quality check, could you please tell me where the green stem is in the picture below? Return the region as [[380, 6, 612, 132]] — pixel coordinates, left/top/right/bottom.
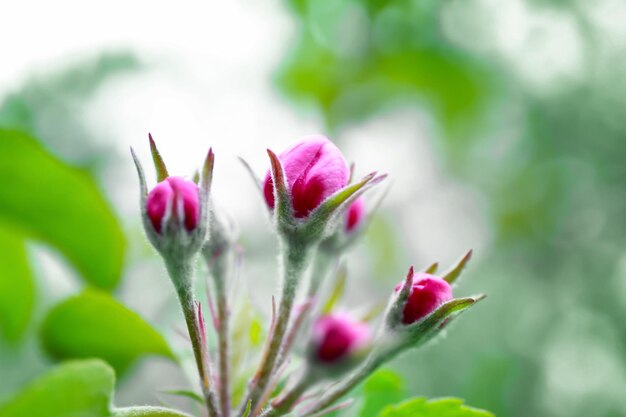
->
[[299, 346, 396, 417], [212, 250, 232, 417], [258, 376, 311, 417], [241, 237, 311, 416], [275, 250, 335, 369], [167, 257, 221, 417]]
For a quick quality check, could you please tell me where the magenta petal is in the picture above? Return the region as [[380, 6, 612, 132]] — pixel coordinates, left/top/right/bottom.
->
[[146, 176, 200, 233], [345, 197, 366, 232], [395, 273, 453, 325], [263, 135, 350, 218], [312, 314, 370, 363]]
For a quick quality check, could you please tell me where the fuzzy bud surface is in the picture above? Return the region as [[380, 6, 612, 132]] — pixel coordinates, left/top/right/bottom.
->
[[263, 135, 350, 218], [311, 314, 370, 363], [147, 176, 200, 233], [396, 273, 453, 324]]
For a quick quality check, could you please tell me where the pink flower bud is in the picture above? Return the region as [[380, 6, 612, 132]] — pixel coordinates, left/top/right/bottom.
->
[[312, 314, 370, 363], [146, 176, 200, 233], [345, 197, 365, 232], [396, 273, 453, 325], [263, 135, 350, 218]]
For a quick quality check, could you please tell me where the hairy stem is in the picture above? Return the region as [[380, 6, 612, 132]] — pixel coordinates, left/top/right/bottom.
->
[[258, 376, 310, 417], [276, 250, 335, 369], [299, 348, 394, 417], [211, 249, 233, 417], [240, 237, 311, 416], [167, 257, 221, 417]]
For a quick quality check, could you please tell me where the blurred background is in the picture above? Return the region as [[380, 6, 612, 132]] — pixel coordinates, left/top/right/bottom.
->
[[1, 0, 625, 416]]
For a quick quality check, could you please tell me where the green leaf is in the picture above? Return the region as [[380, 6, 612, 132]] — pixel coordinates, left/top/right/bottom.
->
[[0, 359, 113, 417], [40, 290, 174, 374], [0, 359, 192, 417], [0, 129, 125, 289], [0, 227, 34, 341], [377, 397, 494, 417], [359, 370, 406, 417], [113, 407, 193, 417], [160, 389, 204, 405]]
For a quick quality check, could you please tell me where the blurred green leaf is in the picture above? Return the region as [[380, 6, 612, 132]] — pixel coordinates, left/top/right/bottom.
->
[[0, 359, 113, 417], [113, 407, 193, 417], [40, 290, 174, 374], [0, 227, 34, 341], [377, 397, 493, 417], [0, 359, 191, 417], [359, 369, 406, 417], [277, 1, 494, 135], [0, 129, 125, 289]]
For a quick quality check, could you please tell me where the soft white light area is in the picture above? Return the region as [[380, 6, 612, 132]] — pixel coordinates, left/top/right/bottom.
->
[[442, 0, 585, 93]]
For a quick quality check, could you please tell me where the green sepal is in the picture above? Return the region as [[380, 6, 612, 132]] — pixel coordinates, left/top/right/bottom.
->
[[442, 250, 473, 285], [397, 295, 486, 350], [149, 133, 169, 182]]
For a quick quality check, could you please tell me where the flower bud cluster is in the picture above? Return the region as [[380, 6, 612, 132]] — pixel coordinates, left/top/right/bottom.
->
[[132, 134, 484, 417]]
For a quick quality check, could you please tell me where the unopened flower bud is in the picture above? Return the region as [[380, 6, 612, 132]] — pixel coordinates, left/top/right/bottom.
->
[[395, 273, 453, 325], [263, 135, 350, 218], [345, 197, 365, 232], [311, 314, 370, 364], [147, 176, 200, 234]]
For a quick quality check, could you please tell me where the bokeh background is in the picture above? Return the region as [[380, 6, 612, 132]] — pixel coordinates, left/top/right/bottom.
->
[[1, 1, 626, 416]]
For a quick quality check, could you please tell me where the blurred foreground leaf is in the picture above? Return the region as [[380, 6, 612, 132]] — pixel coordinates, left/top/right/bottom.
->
[[377, 397, 493, 417], [40, 290, 174, 374], [0, 359, 113, 417], [0, 129, 125, 289], [0, 359, 191, 417], [359, 369, 406, 417], [0, 228, 34, 341], [113, 407, 192, 417]]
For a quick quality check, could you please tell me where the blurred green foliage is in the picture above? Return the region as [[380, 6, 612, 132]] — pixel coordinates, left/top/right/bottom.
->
[[278, 0, 495, 136], [278, 1, 626, 417], [377, 397, 493, 417], [0, 129, 125, 289], [41, 290, 175, 375], [0, 359, 191, 417], [0, 55, 172, 408], [0, 228, 34, 341]]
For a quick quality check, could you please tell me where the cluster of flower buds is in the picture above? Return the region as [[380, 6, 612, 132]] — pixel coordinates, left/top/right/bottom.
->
[[132, 134, 484, 417]]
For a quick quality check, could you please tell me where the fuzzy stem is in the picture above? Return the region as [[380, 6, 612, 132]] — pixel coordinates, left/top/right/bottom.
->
[[212, 249, 233, 417], [167, 257, 221, 417], [258, 376, 310, 417], [276, 250, 335, 369], [299, 346, 397, 417], [241, 237, 311, 416]]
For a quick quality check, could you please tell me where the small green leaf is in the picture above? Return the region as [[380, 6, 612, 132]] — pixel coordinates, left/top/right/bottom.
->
[[113, 407, 194, 417], [359, 370, 406, 417], [241, 400, 252, 417], [40, 290, 174, 374], [0, 359, 113, 417], [160, 389, 204, 405], [0, 129, 125, 289], [0, 227, 34, 341], [377, 397, 493, 417], [322, 263, 347, 314]]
